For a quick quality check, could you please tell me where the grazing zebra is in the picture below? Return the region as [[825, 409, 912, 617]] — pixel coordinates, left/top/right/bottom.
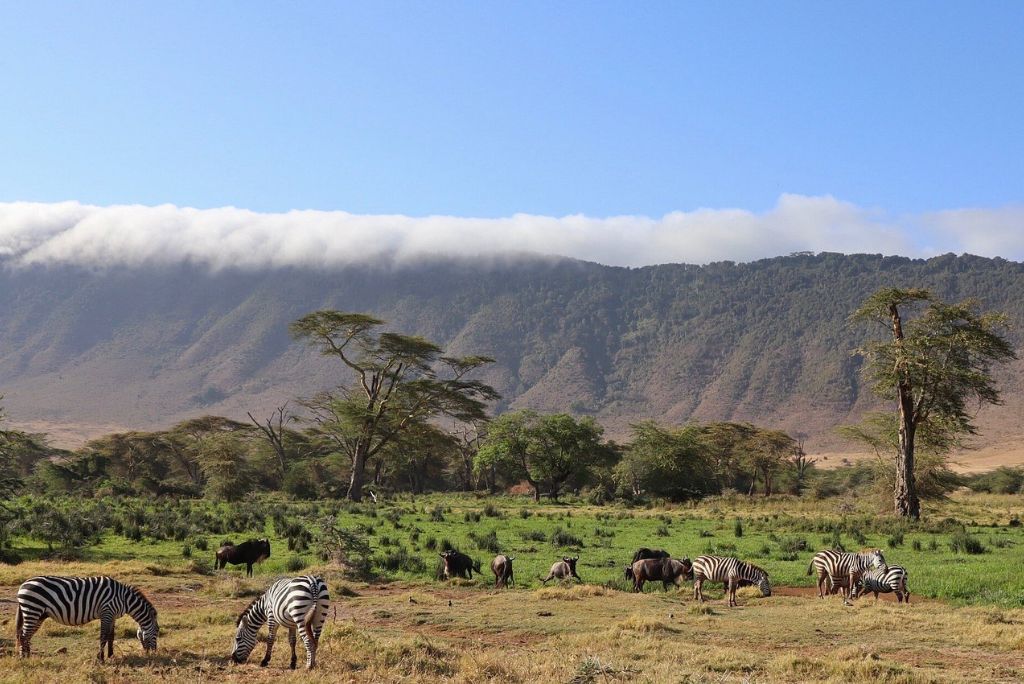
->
[[807, 548, 886, 602], [691, 555, 771, 607], [854, 564, 910, 603], [231, 575, 330, 670], [14, 576, 158, 661]]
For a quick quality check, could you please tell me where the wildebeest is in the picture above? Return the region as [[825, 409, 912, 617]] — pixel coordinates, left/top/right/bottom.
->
[[215, 539, 271, 577], [631, 547, 671, 564], [625, 548, 672, 582], [627, 557, 693, 592], [541, 556, 581, 584], [439, 549, 482, 580], [490, 554, 515, 588]]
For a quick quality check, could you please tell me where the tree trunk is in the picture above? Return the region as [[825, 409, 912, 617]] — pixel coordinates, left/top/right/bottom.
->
[[890, 303, 921, 520], [347, 443, 368, 501], [895, 392, 920, 518]]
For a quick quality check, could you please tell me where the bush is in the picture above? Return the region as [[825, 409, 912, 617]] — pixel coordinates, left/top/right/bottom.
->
[[378, 547, 426, 574], [469, 529, 500, 554], [912, 539, 922, 551], [181, 544, 192, 558], [779, 538, 807, 553], [521, 530, 547, 542], [655, 525, 669, 537], [949, 529, 986, 555], [550, 527, 584, 548], [734, 519, 743, 538], [887, 531, 904, 548], [519, 509, 533, 519], [483, 503, 500, 517], [464, 511, 481, 523], [286, 555, 308, 573], [194, 537, 209, 551], [430, 506, 445, 522]]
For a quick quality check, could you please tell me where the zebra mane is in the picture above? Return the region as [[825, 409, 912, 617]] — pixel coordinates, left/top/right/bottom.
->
[[743, 560, 768, 577], [124, 583, 156, 617], [236, 593, 266, 627]]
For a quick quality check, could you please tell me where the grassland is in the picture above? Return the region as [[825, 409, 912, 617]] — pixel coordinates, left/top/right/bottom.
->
[[0, 491, 1022, 682]]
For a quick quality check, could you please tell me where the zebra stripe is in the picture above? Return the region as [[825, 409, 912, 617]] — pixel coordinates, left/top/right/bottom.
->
[[807, 549, 886, 601], [691, 555, 772, 607], [15, 576, 158, 661], [855, 565, 910, 603], [231, 575, 330, 670]]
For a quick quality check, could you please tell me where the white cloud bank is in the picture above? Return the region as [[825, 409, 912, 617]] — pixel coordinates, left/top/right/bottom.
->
[[0, 195, 1022, 270]]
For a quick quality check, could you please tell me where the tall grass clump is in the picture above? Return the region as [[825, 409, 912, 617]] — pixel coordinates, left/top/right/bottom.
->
[[949, 529, 986, 555], [550, 527, 584, 548]]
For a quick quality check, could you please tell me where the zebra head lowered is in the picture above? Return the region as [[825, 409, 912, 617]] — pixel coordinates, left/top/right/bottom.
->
[[127, 587, 159, 652], [230, 594, 268, 664]]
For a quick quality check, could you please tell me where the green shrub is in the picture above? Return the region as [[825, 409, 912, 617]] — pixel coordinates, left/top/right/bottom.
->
[[550, 527, 584, 548], [887, 531, 904, 548], [181, 544, 192, 558], [949, 529, 986, 555], [734, 519, 743, 538], [469, 529, 500, 553], [286, 555, 308, 573]]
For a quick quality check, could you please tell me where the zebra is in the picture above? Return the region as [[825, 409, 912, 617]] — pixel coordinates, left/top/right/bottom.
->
[[230, 575, 330, 670], [807, 548, 886, 602], [854, 564, 910, 603], [691, 555, 771, 607], [14, 576, 158, 661]]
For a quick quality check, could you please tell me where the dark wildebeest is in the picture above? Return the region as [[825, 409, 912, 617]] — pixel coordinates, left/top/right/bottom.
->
[[541, 556, 581, 584], [631, 548, 671, 564], [625, 548, 672, 582], [215, 539, 271, 577], [490, 554, 515, 588], [627, 557, 693, 592], [439, 549, 482, 580]]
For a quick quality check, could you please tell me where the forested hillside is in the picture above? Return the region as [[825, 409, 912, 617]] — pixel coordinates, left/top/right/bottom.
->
[[2, 252, 1023, 450]]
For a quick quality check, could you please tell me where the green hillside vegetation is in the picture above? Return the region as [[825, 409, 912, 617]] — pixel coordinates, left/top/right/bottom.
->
[[3, 253, 1024, 448]]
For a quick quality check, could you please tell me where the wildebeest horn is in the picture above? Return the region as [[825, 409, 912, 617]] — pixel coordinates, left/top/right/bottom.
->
[[573, 556, 579, 561]]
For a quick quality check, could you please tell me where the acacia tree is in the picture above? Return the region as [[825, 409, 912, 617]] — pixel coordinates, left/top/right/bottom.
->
[[475, 411, 606, 501], [291, 311, 498, 501], [851, 288, 1016, 519], [614, 421, 717, 500]]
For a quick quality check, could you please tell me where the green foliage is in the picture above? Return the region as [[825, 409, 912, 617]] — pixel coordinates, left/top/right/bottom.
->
[[964, 467, 1024, 494], [291, 310, 498, 501], [477, 411, 609, 501], [550, 527, 583, 548], [850, 288, 1016, 517], [949, 529, 986, 555]]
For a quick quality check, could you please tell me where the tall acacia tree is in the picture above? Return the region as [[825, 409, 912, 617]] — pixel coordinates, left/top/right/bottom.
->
[[291, 311, 498, 501], [851, 288, 1016, 519]]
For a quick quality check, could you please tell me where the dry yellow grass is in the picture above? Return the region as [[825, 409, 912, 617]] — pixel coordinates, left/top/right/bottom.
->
[[0, 562, 1022, 683]]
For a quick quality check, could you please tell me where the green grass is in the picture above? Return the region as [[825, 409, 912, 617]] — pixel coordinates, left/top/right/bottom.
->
[[3, 491, 1022, 607]]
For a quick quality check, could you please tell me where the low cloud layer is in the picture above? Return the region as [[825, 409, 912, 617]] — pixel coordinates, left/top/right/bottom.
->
[[1, 195, 1022, 270]]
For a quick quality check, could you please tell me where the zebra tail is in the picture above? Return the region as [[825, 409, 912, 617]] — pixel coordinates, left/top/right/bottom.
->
[[806, 559, 815, 575], [15, 604, 23, 652]]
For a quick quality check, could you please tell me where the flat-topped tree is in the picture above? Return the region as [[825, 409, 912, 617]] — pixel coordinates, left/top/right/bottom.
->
[[291, 311, 498, 501], [851, 288, 1016, 519]]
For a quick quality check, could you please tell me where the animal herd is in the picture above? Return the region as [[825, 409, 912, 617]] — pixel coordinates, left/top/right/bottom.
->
[[5, 536, 911, 669]]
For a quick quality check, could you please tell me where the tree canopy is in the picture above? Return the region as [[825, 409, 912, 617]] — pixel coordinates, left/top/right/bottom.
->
[[291, 310, 499, 501], [849, 288, 1016, 518]]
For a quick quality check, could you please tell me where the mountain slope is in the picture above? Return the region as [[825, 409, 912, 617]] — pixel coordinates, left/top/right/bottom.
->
[[2, 252, 1024, 452]]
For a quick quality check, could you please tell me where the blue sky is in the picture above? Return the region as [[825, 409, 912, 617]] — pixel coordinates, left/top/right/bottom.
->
[[1, 2, 1022, 264]]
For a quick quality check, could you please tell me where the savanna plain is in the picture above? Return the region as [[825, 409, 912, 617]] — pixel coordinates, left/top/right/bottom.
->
[[0, 492, 1022, 683]]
